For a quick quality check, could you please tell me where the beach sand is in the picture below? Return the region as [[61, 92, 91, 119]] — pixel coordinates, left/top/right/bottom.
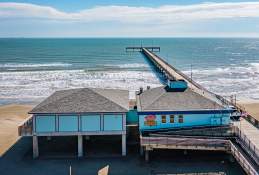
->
[[238, 102, 259, 121], [0, 104, 33, 156]]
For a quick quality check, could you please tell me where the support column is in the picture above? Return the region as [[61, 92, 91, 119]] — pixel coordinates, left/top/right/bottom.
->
[[140, 145, 144, 156], [228, 153, 235, 163], [78, 135, 83, 157], [145, 149, 149, 162], [33, 135, 39, 159], [122, 134, 126, 156]]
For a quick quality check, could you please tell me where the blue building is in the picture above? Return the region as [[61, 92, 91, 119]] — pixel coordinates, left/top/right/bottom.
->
[[28, 88, 129, 158], [136, 80, 233, 131]]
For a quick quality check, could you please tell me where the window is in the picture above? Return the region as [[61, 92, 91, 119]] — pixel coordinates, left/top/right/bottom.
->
[[170, 115, 175, 123], [161, 115, 166, 123], [178, 115, 184, 123]]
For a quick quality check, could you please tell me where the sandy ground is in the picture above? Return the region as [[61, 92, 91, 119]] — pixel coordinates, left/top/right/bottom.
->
[[0, 104, 33, 156], [238, 102, 259, 120]]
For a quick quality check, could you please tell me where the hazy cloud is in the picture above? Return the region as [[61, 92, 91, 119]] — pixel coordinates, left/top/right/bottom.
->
[[0, 2, 259, 24]]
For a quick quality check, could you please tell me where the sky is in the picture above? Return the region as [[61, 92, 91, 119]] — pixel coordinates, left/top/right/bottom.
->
[[0, 0, 259, 37]]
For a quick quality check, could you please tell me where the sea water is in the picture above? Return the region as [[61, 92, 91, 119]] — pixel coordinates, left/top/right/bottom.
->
[[0, 38, 259, 104]]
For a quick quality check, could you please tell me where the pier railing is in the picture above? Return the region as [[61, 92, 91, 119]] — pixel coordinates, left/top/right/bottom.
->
[[230, 141, 259, 175], [140, 136, 229, 151], [245, 114, 259, 129], [234, 125, 259, 165]]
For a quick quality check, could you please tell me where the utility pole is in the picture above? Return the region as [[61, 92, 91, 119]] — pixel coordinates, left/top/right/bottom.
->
[[191, 64, 193, 89]]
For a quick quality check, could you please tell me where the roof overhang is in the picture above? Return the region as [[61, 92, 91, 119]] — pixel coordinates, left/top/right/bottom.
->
[[137, 109, 235, 115], [29, 111, 128, 115]]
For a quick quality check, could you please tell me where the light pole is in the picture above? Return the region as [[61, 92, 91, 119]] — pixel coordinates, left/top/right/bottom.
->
[[191, 64, 193, 89]]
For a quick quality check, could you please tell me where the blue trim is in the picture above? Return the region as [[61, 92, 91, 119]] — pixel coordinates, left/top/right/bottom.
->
[[138, 109, 234, 115], [30, 112, 127, 115]]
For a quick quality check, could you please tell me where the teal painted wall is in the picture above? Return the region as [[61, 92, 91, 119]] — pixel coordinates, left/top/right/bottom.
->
[[103, 114, 123, 131], [35, 115, 55, 132], [58, 115, 78, 132], [126, 110, 138, 124], [139, 113, 230, 131], [34, 113, 125, 133], [81, 115, 101, 131], [168, 80, 188, 89]]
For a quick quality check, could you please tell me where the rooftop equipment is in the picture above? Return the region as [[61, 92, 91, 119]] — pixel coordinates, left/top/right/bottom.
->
[[166, 79, 188, 92]]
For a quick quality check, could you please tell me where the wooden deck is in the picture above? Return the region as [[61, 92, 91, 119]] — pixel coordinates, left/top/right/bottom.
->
[[140, 133, 259, 175], [233, 119, 259, 165]]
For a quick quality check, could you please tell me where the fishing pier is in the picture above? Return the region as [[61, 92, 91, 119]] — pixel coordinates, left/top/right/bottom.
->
[[127, 46, 259, 175]]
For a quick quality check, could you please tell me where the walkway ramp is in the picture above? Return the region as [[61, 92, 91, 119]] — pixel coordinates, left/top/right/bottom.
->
[[230, 140, 259, 175], [233, 119, 259, 166]]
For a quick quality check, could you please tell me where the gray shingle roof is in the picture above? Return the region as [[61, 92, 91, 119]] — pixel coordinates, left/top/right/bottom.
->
[[137, 86, 224, 111], [29, 88, 129, 114]]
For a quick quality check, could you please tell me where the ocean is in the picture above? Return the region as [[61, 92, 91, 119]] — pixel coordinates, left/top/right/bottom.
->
[[0, 38, 259, 105]]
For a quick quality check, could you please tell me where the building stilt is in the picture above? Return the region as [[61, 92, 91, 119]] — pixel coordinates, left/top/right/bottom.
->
[[145, 149, 149, 162], [122, 134, 126, 156], [140, 145, 144, 156], [33, 135, 39, 159], [78, 135, 83, 157]]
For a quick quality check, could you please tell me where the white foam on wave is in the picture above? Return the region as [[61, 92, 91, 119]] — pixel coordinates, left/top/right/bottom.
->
[[105, 63, 148, 68], [1, 62, 259, 104], [0, 69, 161, 103], [243, 42, 259, 50], [183, 62, 259, 101], [0, 63, 72, 68]]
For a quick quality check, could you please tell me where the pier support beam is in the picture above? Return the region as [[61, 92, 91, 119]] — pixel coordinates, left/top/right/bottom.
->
[[122, 134, 126, 156], [145, 149, 149, 162], [33, 135, 39, 159], [78, 135, 83, 157]]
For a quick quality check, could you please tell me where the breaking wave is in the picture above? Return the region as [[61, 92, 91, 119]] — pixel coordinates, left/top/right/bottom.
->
[[183, 62, 259, 101], [0, 69, 161, 104], [0, 63, 72, 68]]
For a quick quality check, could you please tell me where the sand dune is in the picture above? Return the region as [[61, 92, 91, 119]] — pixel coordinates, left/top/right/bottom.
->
[[0, 104, 33, 156]]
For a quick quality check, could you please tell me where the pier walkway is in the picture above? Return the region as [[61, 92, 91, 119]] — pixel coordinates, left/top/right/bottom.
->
[[141, 48, 225, 107]]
